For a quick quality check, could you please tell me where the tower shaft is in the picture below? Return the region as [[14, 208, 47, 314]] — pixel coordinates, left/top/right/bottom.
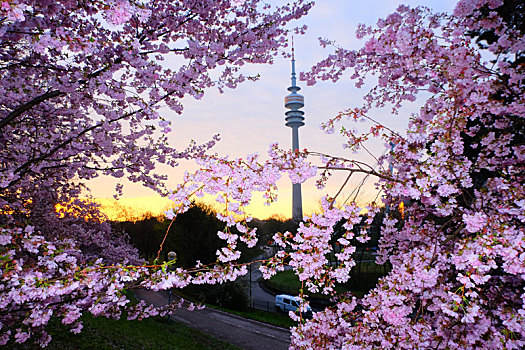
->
[[291, 126, 302, 221], [292, 126, 300, 152]]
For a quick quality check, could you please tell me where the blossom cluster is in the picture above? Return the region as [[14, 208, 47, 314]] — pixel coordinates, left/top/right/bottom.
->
[[0, 0, 312, 346], [164, 146, 317, 269], [291, 0, 525, 348]]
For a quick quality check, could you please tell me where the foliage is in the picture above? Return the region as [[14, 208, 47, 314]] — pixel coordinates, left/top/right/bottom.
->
[[329, 206, 402, 263], [113, 213, 169, 261], [114, 203, 224, 264], [169, 203, 227, 268], [249, 215, 296, 247], [264, 269, 378, 300], [188, 281, 249, 311], [117, 202, 261, 264], [290, 0, 525, 348], [119, 202, 253, 312], [0, 0, 312, 346]]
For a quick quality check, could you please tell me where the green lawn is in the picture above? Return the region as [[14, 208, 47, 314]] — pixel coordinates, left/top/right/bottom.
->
[[207, 304, 298, 328], [265, 270, 352, 299], [265, 264, 389, 300], [7, 314, 240, 350]]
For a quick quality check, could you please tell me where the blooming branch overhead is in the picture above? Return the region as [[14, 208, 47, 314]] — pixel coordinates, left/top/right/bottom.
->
[[0, 0, 312, 346], [294, 0, 525, 348]]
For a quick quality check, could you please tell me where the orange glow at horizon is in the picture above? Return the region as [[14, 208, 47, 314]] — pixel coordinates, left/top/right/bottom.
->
[[94, 186, 381, 222], [399, 201, 405, 219], [89, 167, 384, 222], [93, 195, 303, 222]]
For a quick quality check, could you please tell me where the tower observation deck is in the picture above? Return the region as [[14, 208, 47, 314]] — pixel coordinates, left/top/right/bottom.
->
[[284, 41, 304, 223]]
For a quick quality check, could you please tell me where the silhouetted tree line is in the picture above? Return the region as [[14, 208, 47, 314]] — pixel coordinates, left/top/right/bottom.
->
[[248, 214, 296, 247], [113, 203, 296, 264], [112, 203, 226, 265]]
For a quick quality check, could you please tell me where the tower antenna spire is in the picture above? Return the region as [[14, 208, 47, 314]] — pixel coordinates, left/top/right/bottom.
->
[[291, 36, 295, 61], [291, 36, 297, 87]]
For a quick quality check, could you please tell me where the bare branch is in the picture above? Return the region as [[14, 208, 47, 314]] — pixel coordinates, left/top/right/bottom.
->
[[332, 172, 353, 204], [318, 166, 398, 182]]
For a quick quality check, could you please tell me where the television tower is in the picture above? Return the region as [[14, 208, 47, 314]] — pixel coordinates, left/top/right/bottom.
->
[[284, 40, 305, 223]]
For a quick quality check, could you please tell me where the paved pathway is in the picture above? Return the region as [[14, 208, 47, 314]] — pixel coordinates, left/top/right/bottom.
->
[[134, 289, 291, 350], [245, 259, 277, 312]]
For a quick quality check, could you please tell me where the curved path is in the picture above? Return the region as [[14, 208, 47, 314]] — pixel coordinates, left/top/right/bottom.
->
[[246, 260, 278, 311], [134, 289, 291, 350]]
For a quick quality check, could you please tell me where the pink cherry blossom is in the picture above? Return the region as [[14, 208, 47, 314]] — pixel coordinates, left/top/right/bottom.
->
[[2, 0, 524, 348], [105, 1, 134, 25], [292, 0, 525, 348], [0, 0, 312, 346], [462, 212, 488, 233]]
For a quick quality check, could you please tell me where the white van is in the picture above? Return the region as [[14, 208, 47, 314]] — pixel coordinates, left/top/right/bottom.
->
[[274, 294, 312, 315]]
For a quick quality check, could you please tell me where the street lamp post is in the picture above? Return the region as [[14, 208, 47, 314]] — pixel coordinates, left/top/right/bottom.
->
[[167, 251, 177, 322], [249, 264, 252, 307]]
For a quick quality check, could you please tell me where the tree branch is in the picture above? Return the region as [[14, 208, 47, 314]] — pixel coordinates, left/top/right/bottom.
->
[[6, 88, 180, 189], [318, 166, 398, 182], [0, 90, 65, 130]]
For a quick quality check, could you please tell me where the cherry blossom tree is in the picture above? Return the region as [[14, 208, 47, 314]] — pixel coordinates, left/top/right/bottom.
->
[[0, 0, 312, 346], [286, 0, 524, 348]]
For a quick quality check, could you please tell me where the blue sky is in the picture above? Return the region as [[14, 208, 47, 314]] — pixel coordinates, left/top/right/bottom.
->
[[90, 0, 458, 220]]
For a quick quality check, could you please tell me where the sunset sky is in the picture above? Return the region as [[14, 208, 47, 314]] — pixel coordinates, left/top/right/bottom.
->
[[89, 0, 457, 221]]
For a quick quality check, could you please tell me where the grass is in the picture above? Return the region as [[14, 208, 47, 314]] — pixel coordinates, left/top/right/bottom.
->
[[265, 263, 390, 300], [265, 270, 350, 299], [6, 314, 240, 350], [207, 304, 298, 328]]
